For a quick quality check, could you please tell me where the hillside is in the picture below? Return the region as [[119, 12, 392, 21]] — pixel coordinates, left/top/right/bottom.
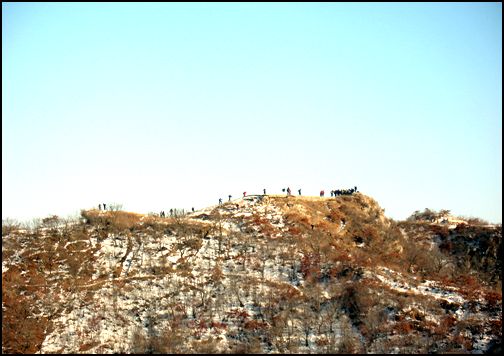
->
[[2, 193, 502, 353]]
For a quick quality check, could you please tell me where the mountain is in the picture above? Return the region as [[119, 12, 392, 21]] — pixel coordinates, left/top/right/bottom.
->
[[2, 193, 502, 353]]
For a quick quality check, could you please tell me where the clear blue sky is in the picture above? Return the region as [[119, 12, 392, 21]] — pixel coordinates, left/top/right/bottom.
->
[[2, 3, 502, 223]]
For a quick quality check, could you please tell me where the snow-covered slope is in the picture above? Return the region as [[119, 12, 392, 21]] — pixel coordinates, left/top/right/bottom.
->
[[2, 194, 502, 353]]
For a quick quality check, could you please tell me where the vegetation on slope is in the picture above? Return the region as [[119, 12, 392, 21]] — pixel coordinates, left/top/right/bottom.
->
[[2, 194, 502, 353]]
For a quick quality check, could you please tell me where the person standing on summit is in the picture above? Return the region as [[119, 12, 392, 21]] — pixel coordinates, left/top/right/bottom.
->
[[243, 192, 247, 197], [287, 187, 291, 196], [320, 190, 324, 197]]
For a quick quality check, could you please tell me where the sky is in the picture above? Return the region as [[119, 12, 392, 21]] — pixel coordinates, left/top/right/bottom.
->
[[2, 3, 502, 224]]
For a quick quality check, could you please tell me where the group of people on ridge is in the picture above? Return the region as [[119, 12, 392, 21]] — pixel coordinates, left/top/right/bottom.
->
[[218, 186, 359, 204], [160, 207, 195, 217], [282, 187, 302, 196], [331, 187, 358, 196]]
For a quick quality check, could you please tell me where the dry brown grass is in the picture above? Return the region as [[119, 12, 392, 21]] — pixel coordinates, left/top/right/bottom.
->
[[81, 209, 143, 231]]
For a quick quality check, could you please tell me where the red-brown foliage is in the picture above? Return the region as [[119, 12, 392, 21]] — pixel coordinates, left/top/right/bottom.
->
[[288, 226, 302, 236], [429, 225, 450, 239], [300, 253, 321, 279], [395, 321, 413, 334], [78, 341, 100, 352], [209, 321, 227, 330], [361, 225, 380, 241], [483, 290, 502, 307], [244, 320, 269, 331], [226, 308, 250, 321]]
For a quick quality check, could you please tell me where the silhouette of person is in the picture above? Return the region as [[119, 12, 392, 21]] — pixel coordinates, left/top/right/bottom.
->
[[282, 188, 286, 193], [103, 203, 106, 210], [243, 192, 246, 197], [330, 190, 334, 197], [287, 187, 291, 195], [192, 207, 195, 212], [219, 198, 223, 205], [98, 204, 102, 210], [320, 190, 324, 197], [229, 195, 232, 201], [298, 189, 301, 195], [170, 208, 173, 216], [263, 188, 266, 195]]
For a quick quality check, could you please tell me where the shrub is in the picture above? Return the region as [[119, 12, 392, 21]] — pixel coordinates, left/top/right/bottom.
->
[[108, 203, 123, 211], [300, 253, 321, 280], [42, 215, 61, 229], [109, 211, 141, 231], [395, 321, 413, 334], [483, 290, 502, 308], [288, 226, 302, 236], [326, 209, 344, 223], [2, 218, 21, 235]]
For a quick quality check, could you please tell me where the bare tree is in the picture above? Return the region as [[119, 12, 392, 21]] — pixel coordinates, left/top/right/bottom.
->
[[108, 203, 123, 212]]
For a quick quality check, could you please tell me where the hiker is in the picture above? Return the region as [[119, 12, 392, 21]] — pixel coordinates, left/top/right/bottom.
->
[[228, 195, 232, 201], [311, 224, 314, 230], [103, 203, 106, 210], [170, 208, 173, 216], [219, 198, 223, 205], [320, 190, 324, 197], [263, 188, 266, 195], [287, 187, 291, 195], [282, 188, 286, 193], [354, 186, 357, 192], [98, 204, 102, 210], [298, 189, 301, 195], [243, 192, 246, 197], [192, 207, 195, 212], [330, 190, 334, 197]]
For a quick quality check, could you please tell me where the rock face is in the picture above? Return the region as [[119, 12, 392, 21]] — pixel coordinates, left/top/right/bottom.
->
[[2, 194, 502, 354]]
